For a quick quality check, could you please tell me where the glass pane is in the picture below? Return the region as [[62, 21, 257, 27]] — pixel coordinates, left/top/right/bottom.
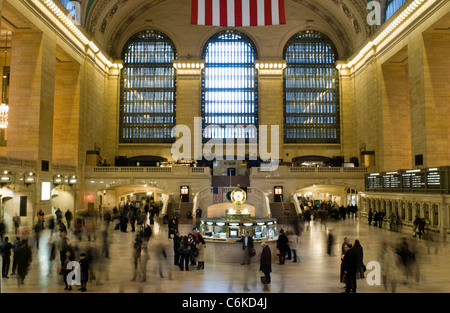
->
[[283, 30, 340, 144], [202, 31, 258, 140], [120, 30, 177, 143], [386, 0, 406, 21]]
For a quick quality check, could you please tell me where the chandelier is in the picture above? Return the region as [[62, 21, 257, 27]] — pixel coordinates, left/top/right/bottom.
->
[[0, 32, 8, 129], [0, 103, 8, 128]]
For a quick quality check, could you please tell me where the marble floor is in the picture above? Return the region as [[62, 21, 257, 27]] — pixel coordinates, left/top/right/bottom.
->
[[1, 216, 450, 294]]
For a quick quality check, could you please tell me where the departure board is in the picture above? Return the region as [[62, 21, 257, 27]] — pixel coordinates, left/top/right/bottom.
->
[[427, 171, 441, 188], [365, 167, 449, 193]]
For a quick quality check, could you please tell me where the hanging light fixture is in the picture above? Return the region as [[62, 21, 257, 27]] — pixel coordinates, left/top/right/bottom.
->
[[0, 32, 9, 129]]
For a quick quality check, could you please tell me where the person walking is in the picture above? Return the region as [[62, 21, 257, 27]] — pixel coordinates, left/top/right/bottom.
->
[[353, 240, 365, 279], [15, 239, 32, 286], [12, 214, 20, 235], [260, 242, 272, 291], [131, 235, 143, 281], [10, 236, 20, 276], [237, 231, 254, 265], [65, 210, 73, 229], [1, 236, 13, 278]]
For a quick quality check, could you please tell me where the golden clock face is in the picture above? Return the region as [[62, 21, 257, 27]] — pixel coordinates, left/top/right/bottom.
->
[[231, 189, 246, 204]]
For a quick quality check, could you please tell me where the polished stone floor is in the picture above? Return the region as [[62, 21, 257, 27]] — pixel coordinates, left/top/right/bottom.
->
[[1, 216, 449, 294]]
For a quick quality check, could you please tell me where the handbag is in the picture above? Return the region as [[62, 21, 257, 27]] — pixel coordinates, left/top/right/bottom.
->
[[249, 248, 256, 257]]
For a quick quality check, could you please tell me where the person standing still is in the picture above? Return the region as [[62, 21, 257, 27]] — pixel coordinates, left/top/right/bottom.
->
[[260, 242, 272, 291], [237, 231, 253, 265]]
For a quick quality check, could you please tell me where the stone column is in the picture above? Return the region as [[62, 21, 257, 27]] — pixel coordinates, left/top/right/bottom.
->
[[8, 32, 56, 162], [173, 59, 203, 160], [256, 60, 285, 163]]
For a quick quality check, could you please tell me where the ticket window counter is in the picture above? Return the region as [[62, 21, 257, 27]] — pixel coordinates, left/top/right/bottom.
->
[[200, 219, 278, 241]]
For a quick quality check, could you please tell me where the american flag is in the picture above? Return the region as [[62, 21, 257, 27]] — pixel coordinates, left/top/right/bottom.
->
[[191, 0, 286, 27], [213, 186, 223, 203]]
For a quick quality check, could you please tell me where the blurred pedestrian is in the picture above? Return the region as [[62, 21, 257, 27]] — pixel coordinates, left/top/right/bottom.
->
[[260, 242, 272, 291], [0, 219, 5, 242], [15, 239, 32, 286], [11, 236, 20, 276], [34, 222, 43, 249], [368, 209, 373, 225], [288, 230, 299, 262], [1, 236, 13, 278], [327, 229, 334, 256], [65, 210, 73, 229], [380, 242, 401, 293], [131, 235, 143, 281], [79, 253, 89, 292], [12, 214, 20, 235]]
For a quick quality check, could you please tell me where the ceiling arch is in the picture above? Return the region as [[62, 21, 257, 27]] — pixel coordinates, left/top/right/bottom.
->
[[82, 0, 377, 60]]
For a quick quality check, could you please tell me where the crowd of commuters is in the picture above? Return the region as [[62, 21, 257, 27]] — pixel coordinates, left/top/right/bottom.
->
[[0, 197, 438, 293]]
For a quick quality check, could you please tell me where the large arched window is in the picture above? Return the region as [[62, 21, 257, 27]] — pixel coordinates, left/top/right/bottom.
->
[[385, 0, 406, 21], [202, 30, 258, 141], [283, 30, 340, 144], [120, 30, 177, 143]]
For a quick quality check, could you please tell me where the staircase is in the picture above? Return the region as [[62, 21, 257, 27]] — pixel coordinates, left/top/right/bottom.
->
[[166, 202, 195, 224], [269, 202, 298, 224]]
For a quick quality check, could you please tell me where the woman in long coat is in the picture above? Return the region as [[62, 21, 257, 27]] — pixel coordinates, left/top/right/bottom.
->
[[196, 234, 206, 270], [353, 240, 365, 278], [260, 242, 272, 290]]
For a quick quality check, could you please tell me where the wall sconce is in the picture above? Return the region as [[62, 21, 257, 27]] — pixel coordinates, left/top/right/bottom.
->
[[69, 175, 78, 186], [53, 174, 64, 185], [0, 170, 12, 186], [24, 172, 36, 185]]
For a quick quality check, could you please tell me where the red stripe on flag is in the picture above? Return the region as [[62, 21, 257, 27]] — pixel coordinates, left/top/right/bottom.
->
[[264, 0, 272, 26], [205, 0, 213, 25], [278, 0, 286, 24], [220, 0, 228, 26], [235, 0, 242, 27], [249, 0, 258, 26], [191, 0, 198, 24]]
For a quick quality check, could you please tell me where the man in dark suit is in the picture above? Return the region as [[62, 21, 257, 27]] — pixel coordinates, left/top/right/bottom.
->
[[173, 231, 182, 266], [237, 231, 253, 265], [342, 243, 358, 293]]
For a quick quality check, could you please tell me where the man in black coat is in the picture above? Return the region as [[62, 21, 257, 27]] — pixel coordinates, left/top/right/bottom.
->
[[342, 243, 358, 293], [237, 231, 254, 265], [1, 236, 13, 278], [277, 229, 289, 265], [173, 230, 182, 266]]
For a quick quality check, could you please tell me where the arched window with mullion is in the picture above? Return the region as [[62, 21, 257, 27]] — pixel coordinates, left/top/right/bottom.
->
[[283, 30, 340, 144], [201, 30, 258, 141], [120, 30, 177, 143]]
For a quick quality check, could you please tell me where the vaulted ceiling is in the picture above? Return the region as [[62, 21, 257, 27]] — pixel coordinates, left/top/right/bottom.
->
[[81, 0, 379, 59]]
